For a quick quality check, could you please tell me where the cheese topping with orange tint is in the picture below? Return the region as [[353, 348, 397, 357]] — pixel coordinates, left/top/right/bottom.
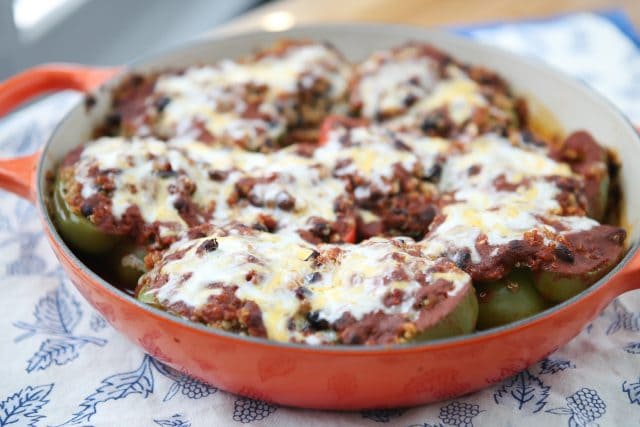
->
[[353, 46, 486, 126], [422, 134, 597, 262], [314, 124, 450, 195], [150, 41, 352, 150], [144, 231, 471, 344], [73, 137, 349, 239]]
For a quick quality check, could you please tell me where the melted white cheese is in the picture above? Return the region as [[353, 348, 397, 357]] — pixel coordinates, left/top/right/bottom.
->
[[148, 233, 470, 343], [439, 134, 573, 191], [221, 152, 348, 232], [75, 138, 201, 225], [356, 57, 438, 118], [73, 137, 349, 237], [154, 231, 313, 342], [423, 183, 562, 262], [395, 75, 487, 125], [308, 238, 468, 324], [152, 42, 351, 148], [422, 134, 596, 262], [314, 124, 449, 195], [354, 48, 487, 126]]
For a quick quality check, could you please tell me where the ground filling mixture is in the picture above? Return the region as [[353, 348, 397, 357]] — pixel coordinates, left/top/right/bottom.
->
[[52, 40, 626, 345]]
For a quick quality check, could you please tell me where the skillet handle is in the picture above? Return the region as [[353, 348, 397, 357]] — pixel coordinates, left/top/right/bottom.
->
[[0, 64, 120, 202], [612, 250, 640, 295]]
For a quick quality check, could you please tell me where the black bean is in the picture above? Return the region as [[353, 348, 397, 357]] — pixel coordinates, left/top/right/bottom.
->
[[84, 95, 96, 111], [306, 311, 329, 331], [267, 117, 280, 127], [105, 113, 121, 127], [157, 170, 177, 178], [310, 219, 330, 236], [554, 243, 575, 263], [402, 93, 418, 107], [521, 130, 545, 147], [80, 203, 94, 217], [424, 163, 442, 182], [200, 238, 219, 253], [247, 193, 264, 207], [295, 286, 312, 300], [154, 96, 171, 112], [173, 198, 187, 212], [276, 191, 295, 211], [304, 250, 320, 261], [305, 272, 322, 284], [208, 170, 229, 181], [453, 250, 471, 270], [287, 318, 296, 331], [467, 165, 482, 176], [393, 139, 412, 152], [252, 223, 269, 232], [420, 115, 441, 133]]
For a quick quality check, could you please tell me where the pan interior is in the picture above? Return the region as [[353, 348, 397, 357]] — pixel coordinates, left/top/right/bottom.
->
[[36, 24, 640, 350]]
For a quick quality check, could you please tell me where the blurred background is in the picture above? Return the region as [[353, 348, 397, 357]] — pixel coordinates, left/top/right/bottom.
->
[[0, 0, 268, 79], [0, 0, 638, 80]]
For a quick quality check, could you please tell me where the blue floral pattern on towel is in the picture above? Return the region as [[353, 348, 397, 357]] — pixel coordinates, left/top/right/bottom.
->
[[14, 283, 107, 373], [547, 388, 607, 426], [0, 384, 53, 427]]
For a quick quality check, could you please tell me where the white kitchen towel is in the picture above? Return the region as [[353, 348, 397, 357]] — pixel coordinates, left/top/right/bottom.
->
[[1, 10, 640, 427]]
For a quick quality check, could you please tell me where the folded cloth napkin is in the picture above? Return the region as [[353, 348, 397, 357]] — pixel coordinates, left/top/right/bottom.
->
[[1, 11, 640, 427]]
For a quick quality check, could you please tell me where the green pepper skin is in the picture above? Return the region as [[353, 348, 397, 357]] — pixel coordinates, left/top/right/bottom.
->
[[534, 271, 590, 303], [534, 256, 618, 303], [558, 131, 610, 221], [135, 282, 163, 308], [589, 171, 610, 222], [411, 286, 479, 341], [137, 279, 479, 343], [476, 270, 547, 330], [53, 173, 120, 254], [113, 245, 147, 290]]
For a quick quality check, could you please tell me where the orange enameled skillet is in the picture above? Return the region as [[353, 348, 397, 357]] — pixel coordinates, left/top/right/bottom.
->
[[0, 24, 639, 409]]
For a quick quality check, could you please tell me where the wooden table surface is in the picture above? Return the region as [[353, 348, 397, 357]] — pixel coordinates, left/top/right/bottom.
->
[[220, 0, 639, 33]]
